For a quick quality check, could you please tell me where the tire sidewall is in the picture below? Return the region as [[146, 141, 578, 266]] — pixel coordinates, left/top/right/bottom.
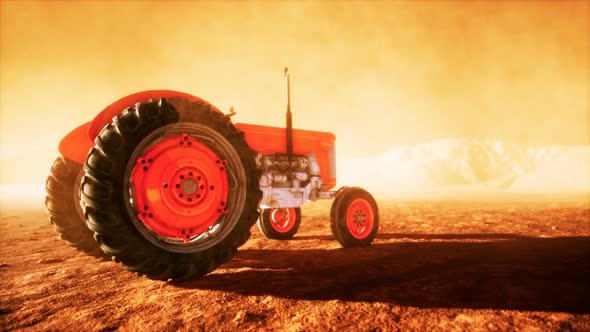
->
[[259, 207, 301, 240], [331, 187, 379, 247]]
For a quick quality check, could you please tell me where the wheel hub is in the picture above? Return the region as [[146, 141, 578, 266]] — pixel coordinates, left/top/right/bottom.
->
[[346, 199, 374, 239], [182, 178, 198, 195], [130, 133, 230, 242], [354, 213, 365, 223], [270, 208, 294, 232]]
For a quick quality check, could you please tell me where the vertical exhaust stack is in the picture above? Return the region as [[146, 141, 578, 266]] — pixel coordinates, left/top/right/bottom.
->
[[285, 67, 293, 164]]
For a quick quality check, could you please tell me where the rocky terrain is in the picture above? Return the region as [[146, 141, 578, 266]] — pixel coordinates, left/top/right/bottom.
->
[[1, 197, 589, 331]]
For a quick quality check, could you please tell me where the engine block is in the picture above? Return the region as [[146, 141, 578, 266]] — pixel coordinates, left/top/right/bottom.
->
[[256, 153, 324, 208]]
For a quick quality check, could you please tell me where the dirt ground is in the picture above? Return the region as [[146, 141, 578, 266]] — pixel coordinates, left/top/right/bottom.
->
[[1, 197, 589, 331]]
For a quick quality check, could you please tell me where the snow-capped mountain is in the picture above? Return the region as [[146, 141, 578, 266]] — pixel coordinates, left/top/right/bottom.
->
[[338, 139, 590, 194]]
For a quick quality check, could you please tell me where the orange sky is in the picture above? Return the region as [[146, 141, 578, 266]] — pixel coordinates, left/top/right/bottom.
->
[[0, 0, 589, 185]]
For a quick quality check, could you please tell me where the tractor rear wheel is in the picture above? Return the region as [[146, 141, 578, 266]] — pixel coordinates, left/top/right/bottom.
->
[[258, 207, 301, 239], [330, 187, 379, 247], [45, 157, 104, 257], [82, 98, 261, 281]]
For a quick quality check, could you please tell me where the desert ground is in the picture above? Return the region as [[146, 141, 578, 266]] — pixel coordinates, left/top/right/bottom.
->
[[1, 196, 589, 331]]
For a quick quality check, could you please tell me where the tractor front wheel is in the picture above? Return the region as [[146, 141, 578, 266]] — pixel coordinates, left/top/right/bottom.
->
[[330, 187, 379, 247], [258, 207, 301, 239]]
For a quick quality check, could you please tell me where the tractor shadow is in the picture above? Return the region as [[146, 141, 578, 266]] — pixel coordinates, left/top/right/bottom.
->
[[294, 233, 531, 241], [178, 234, 590, 313]]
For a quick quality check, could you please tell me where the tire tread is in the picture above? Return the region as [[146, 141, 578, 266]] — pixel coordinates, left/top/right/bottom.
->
[[45, 157, 105, 257]]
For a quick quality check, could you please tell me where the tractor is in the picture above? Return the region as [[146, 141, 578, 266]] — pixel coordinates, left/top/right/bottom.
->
[[45, 69, 379, 281]]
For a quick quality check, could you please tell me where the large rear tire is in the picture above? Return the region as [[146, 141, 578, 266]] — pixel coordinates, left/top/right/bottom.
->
[[45, 157, 104, 257], [330, 187, 379, 247], [82, 98, 261, 281], [257, 207, 301, 240]]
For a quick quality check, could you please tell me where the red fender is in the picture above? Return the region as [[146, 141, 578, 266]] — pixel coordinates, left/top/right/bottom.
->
[[59, 90, 214, 165], [58, 121, 94, 165]]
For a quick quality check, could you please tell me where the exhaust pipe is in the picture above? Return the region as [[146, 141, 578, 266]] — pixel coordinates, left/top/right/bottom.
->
[[285, 67, 293, 164]]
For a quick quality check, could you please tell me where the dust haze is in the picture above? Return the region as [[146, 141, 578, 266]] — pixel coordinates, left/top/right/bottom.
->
[[1, 2, 590, 331], [1, 0, 589, 193]]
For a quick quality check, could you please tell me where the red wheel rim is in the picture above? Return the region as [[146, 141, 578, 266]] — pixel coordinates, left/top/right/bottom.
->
[[346, 199, 374, 239], [270, 208, 296, 233], [130, 133, 230, 242]]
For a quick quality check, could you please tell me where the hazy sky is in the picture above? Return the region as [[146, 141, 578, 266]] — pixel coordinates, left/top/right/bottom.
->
[[0, 0, 589, 184]]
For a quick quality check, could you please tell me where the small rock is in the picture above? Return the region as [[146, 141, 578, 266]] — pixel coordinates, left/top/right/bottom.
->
[[454, 314, 474, 323], [36, 258, 63, 264], [232, 310, 262, 324], [233, 310, 247, 323], [551, 226, 557, 230]]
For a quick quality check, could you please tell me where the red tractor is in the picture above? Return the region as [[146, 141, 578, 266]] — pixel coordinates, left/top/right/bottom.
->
[[45, 69, 379, 281]]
